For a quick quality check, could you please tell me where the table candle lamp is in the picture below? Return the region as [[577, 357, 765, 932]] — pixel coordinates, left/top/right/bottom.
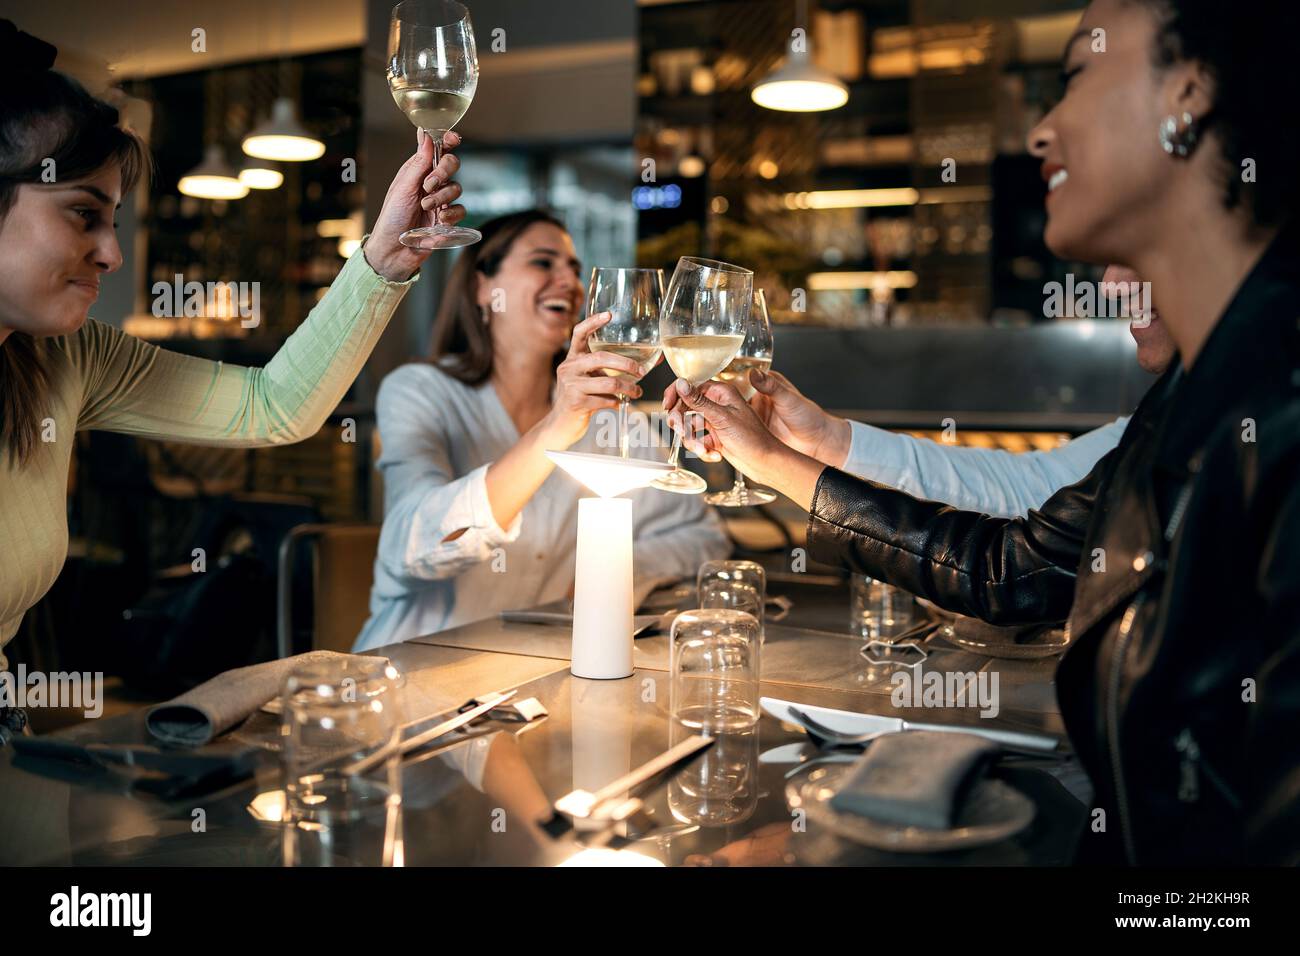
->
[[546, 450, 674, 679]]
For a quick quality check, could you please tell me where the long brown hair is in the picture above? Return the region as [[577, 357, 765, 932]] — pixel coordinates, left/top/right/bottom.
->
[[0, 20, 150, 466], [428, 209, 569, 386]]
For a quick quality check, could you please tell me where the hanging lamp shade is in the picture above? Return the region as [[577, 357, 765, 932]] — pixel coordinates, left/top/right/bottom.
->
[[241, 97, 325, 162], [238, 157, 284, 190], [751, 48, 848, 112], [179, 145, 250, 200]]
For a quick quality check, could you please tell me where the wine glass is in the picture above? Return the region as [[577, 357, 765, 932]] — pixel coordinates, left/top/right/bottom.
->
[[705, 289, 776, 506], [652, 257, 752, 494], [387, 0, 482, 249], [586, 268, 664, 459]]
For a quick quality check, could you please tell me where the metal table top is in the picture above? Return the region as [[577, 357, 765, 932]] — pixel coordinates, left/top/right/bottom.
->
[[0, 576, 1086, 866]]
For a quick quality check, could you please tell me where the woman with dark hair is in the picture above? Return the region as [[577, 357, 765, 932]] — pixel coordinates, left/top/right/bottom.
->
[[354, 210, 728, 650], [0, 22, 466, 681], [667, 0, 1300, 864]]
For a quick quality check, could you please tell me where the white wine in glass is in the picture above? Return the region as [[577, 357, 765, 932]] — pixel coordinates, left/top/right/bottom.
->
[[714, 356, 772, 401], [589, 342, 663, 380], [652, 257, 752, 495], [706, 289, 776, 507], [585, 267, 664, 459], [388, 0, 481, 250], [390, 89, 473, 133], [662, 334, 746, 383]]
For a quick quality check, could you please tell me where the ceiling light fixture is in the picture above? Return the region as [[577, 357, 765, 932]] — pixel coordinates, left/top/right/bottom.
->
[[752, 0, 848, 112], [179, 145, 250, 200]]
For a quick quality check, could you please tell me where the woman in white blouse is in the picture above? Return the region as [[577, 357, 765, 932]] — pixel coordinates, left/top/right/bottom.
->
[[355, 210, 729, 649]]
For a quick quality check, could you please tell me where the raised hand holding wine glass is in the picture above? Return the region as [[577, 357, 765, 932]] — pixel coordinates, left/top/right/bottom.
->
[[388, 0, 482, 250], [653, 257, 752, 494], [586, 267, 664, 459], [705, 289, 776, 506]]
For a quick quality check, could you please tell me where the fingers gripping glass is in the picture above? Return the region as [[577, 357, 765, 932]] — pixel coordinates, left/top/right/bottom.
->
[[388, 0, 482, 249], [705, 289, 776, 506], [586, 267, 664, 460], [652, 257, 753, 495]]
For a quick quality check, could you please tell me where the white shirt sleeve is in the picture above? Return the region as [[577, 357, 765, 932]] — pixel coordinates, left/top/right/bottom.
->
[[841, 417, 1129, 518], [374, 367, 523, 583]]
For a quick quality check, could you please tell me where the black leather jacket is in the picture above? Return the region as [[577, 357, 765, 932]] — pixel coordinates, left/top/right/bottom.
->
[[805, 226, 1300, 864]]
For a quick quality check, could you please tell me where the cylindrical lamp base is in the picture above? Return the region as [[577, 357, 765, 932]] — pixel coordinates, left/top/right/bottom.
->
[[571, 497, 635, 679]]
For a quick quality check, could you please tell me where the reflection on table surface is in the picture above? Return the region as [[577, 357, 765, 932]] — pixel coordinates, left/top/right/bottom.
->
[[0, 575, 1085, 866]]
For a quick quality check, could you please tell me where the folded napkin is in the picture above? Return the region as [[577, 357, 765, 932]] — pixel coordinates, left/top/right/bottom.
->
[[828, 730, 997, 829], [145, 651, 388, 747]]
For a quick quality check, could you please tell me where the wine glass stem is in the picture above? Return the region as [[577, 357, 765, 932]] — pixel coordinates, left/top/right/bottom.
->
[[733, 471, 748, 493], [666, 431, 683, 468], [667, 410, 696, 468], [425, 129, 445, 227], [618, 395, 630, 459]]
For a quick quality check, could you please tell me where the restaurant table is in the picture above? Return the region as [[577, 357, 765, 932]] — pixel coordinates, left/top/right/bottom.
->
[[0, 574, 1087, 866]]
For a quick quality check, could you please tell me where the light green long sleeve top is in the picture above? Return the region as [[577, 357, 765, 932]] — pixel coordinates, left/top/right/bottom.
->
[[0, 245, 417, 671]]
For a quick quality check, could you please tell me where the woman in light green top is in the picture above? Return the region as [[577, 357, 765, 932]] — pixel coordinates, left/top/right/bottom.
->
[[0, 46, 466, 678]]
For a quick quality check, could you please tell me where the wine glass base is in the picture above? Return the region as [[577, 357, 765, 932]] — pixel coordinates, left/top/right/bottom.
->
[[650, 469, 708, 495], [704, 485, 777, 507], [399, 225, 482, 250]]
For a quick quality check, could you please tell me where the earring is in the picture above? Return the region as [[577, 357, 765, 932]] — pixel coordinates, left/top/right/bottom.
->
[[1159, 112, 1199, 158], [479, 306, 491, 325]]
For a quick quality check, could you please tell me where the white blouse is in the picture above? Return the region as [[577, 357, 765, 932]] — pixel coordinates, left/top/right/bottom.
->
[[354, 362, 730, 650]]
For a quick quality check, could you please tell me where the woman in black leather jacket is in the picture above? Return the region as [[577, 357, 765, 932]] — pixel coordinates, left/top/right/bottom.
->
[[669, 0, 1299, 865]]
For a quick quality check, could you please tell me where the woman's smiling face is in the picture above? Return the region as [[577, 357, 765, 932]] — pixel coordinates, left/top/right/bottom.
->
[[1027, 0, 1205, 266], [477, 222, 584, 356], [0, 164, 124, 340]]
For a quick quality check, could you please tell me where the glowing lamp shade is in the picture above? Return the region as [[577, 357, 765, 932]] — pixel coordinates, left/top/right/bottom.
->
[[238, 161, 284, 190], [178, 145, 250, 200], [545, 450, 673, 499], [751, 50, 848, 113], [241, 97, 326, 162]]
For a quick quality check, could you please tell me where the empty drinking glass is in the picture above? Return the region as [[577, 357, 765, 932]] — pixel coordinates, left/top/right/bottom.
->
[[670, 609, 761, 731], [850, 573, 916, 641], [698, 561, 766, 617], [699, 579, 764, 643], [280, 657, 405, 866], [668, 721, 759, 827]]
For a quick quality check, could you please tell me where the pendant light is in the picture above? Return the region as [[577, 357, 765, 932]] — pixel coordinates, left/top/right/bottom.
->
[[242, 96, 325, 162], [241, 5, 324, 162], [179, 74, 248, 200], [180, 144, 250, 199], [238, 157, 285, 190], [752, 0, 848, 112]]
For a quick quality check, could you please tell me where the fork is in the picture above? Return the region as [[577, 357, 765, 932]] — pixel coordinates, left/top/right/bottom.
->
[[786, 706, 1059, 755]]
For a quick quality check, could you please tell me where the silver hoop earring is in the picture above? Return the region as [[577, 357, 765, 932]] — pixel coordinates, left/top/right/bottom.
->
[[1159, 112, 1199, 158]]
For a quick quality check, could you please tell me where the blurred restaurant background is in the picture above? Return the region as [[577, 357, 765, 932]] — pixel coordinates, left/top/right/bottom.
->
[[2, 0, 1149, 722]]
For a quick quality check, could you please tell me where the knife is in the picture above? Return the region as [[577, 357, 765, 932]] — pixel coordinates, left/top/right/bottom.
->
[[760, 696, 1060, 754]]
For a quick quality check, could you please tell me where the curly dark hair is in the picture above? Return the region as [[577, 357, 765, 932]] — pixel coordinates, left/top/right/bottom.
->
[[1124, 0, 1299, 227]]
